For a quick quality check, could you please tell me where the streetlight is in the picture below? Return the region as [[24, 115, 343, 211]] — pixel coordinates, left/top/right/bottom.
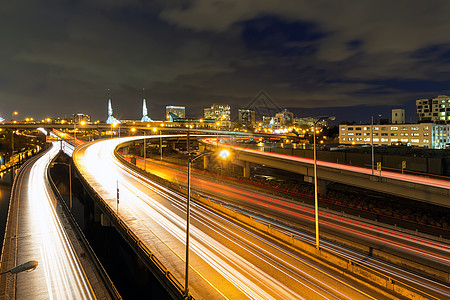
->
[[11, 112, 18, 154], [371, 114, 382, 176], [0, 260, 38, 275], [111, 121, 120, 139], [74, 120, 86, 146], [11, 111, 18, 122], [313, 116, 335, 250], [143, 131, 146, 172], [52, 162, 72, 211], [184, 148, 230, 299]]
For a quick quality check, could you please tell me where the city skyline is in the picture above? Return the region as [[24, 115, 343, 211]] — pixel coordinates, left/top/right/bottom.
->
[[2, 2, 450, 122]]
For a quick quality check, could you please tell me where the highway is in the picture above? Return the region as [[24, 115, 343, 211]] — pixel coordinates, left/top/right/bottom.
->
[[74, 137, 395, 299], [130, 141, 450, 298], [0, 143, 96, 299], [204, 137, 450, 190]]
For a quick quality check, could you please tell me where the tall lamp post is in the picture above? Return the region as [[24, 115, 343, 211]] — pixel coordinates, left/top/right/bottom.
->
[[371, 114, 381, 176], [73, 120, 86, 146], [184, 148, 230, 299], [11, 111, 18, 154], [313, 116, 335, 250]]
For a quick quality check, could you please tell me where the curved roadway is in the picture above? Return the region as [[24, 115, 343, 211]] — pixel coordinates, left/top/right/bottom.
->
[[74, 137, 394, 300]]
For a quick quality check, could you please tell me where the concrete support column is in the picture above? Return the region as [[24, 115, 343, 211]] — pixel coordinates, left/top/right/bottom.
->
[[317, 179, 328, 196], [243, 161, 250, 178], [94, 204, 102, 223], [203, 155, 209, 170], [139, 142, 144, 156], [304, 176, 328, 196]]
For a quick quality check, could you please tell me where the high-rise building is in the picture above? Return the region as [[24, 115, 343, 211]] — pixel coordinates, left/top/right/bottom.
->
[[73, 113, 91, 123], [166, 106, 185, 120], [392, 109, 405, 124], [416, 95, 450, 124], [204, 104, 231, 126], [238, 109, 256, 126]]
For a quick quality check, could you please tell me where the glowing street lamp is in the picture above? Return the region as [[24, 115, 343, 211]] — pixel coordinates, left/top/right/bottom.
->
[[74, 120, 87, 145], [11, 111, 18, 122], [184, 148, 230, 299], [312, 116, 335, 249], [0, 260, 38, 275]]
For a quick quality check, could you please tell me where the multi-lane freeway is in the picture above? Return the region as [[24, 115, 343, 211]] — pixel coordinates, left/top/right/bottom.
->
[[133, 138, 450, 298], [0, 143, 97, 299], [73, 135, 450, 299]]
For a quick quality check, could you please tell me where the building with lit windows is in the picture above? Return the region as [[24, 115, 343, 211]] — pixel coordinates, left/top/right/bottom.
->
[[204, 104, 231, 127], [73, 113, 91, 123], [275, 109, 294, 126], [416, 95, 450, 124], [165, 106, 185, 120], [339, 123, 450, 149], [238, 109, 256, 126]]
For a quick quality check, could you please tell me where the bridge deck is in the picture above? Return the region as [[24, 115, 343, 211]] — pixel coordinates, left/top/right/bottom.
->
[[0, 144, 111, 300]]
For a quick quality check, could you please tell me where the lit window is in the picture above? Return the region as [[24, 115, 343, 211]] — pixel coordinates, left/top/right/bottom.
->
[[390, 127, 398, 130]]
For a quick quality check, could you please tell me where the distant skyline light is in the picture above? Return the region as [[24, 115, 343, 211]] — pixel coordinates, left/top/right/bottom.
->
[[2, 1, 450, 123]]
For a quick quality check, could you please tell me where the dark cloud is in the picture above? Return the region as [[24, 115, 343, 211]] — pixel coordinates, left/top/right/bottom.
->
[[1, 0, 450, 122]]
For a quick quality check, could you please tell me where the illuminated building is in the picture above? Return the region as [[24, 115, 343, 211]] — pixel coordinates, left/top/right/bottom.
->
[[416, 95, 450, 124], [339, 123, 450, 149], [238, 109, 255, 126], [275, 109, 294, 126], [73, 113, 91, 124], [166, 106, 185, 120], [204, 104, 230, 127]]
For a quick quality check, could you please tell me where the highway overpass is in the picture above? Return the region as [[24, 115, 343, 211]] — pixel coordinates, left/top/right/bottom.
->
[[201, 138, 450, 208]]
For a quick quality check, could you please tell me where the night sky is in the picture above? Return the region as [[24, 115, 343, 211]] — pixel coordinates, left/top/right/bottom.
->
[[2, 1, 450, 123]]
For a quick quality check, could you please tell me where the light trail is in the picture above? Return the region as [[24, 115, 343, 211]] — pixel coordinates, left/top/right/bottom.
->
[[74, 137, 380, 299], [8, 143, 95, 299], [202, 137, 450, 190]]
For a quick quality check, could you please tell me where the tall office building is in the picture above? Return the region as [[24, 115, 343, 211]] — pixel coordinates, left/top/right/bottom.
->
[[238, 109, 256, 126], [73, 113, 91, 123], [204, 104, 230, 121], [416, 95, 450, 124], [166, 106, 185, 120]]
